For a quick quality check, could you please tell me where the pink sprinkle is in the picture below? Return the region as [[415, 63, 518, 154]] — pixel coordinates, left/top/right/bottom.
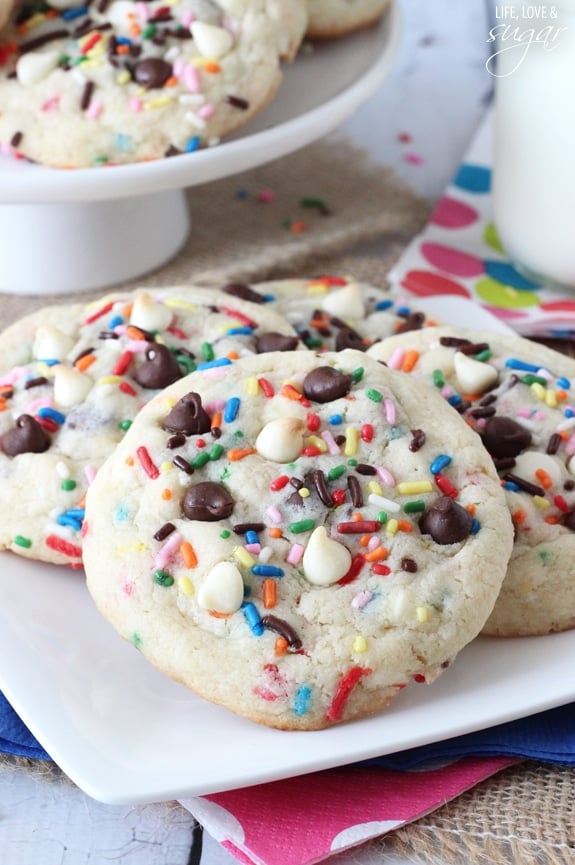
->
[[173, 58, 185, 78], [25, 396, 52, 414], [122, 580, 135, 596], [321, 429, 341, 455], [129, 97, 143, 113], [0, 142, 11, 155], [86, 99, 103, 120], [565, 433, 575, 456], [536, 368, 553, 381], [286, 543, 304, 565], [440, 385, 454, 399], [516, 407, 532, 418], [0, 366, 27, 386], [258, 188, 274, 203], [266, 505, 282, 523], [184, 64, 201, 92], [41, 96, 60, 112], [127, 339, 152, 353], [154, 531, 182, 569], [245, 543, 261, 555], [367, 536, 380, 551], [136, 2, 149, 18], [351, 590, 373, 609], [383, 398, 396, 424], [535, 411, 546, 421], [198, 103, 215, 119], [84, 465, 97, 486], [205, 399, 226, 413], [375, 465, 395, 487], [387, 347, 405, 370], [405, 152, 424, 165], [201, 366, 230, 379], [181, 10, 195, 27], [475, 417, 487, 431]]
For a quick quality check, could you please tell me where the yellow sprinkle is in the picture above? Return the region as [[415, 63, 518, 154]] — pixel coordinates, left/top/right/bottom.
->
[[98, 375, 122, 386], [23, 12, 47, 29], [233, 546, 255, 568], [35, 361, 54, 378], [145, 95, 175, 110], [118, 542, 148, 555], [307, 435, 328, 453], [352, 635, 368, 654], [117, 70, 131, 85], [164, 298, 199, 311], [244, 376, 259, 396], [344, 426, 359, 457], [305, 280, 330, 296], [177, 576, 195, 596], [416, 606, 429, 623], [396, 480, 433, 495], [164, 397, 177, 409], [160, 462, 173, 473], [298, 487, 310, 498], [386, 518, 399, 536], [367, 480, 383, 496], [533, 495, 551, 510], [530, 382, 546, 401], [545, 390, 558, 409]]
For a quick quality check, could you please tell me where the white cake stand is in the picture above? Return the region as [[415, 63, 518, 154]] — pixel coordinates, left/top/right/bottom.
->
[[0, 5, 401, 295]]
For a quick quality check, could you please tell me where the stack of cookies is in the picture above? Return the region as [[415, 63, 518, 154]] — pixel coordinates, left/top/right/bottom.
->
[[0, 0, 391, 168], [4, 276, 572, 731]]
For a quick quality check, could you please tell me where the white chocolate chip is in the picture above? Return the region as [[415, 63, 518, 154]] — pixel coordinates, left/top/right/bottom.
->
[[17, 50, 60, 86], [53, 365, 93, 407], [321, 283, 366, 321], [568, 455, 575, 477], [197, 561, 244, 614], [453, 351, 498, 395], [255, 417, 305, 463], [302, 526, 352, 586], [190, 21, 234, 59], [33, 325, 74, 361], [129, 292, 173, 333], [514, 451, 563, 488]]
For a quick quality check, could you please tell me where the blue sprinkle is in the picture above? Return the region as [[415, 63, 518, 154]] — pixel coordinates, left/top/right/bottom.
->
[[108, 314, 124, 329], [115, 133, 133, 153], [185, 136, 201, 153], [504, 481, 521, 492], [61, 5, 88, 18], [453, 163, 491, 194], [505, 358, 540, 372], [252, 565, 285, 577], [447, 394, 462, 406], [261, 294, 275, 303], [196, 357, 232, 371], [241, 602, 264, 636], [37, 406, 66, 425], [293, 685, 312, 716], [329, 414, 343, 425], [245, 530, 259, 545], [470, 518, 480, 535], [116, 36, 132, 44], [374, 299, 394, 311], [226, 326, 254, 336], [565, 408, 574, 418], [395, 306, 412, 316], [115, 504, 129, 522], [430, 454, 452, 475], [63, 509, 85, 519], [35, 359, 60, 367], [236, 188, 249, 199], [224, 397, 240, 423], [56, 515, 82, 532], [557, 377, 571, 390]]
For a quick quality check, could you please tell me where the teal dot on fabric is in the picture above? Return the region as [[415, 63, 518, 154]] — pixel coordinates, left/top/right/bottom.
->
[[453, 163, 491, 194], [485, 260, 541, 290]]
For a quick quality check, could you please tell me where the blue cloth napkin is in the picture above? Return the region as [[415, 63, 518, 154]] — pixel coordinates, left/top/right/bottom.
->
[[1, 689, 574, 767]]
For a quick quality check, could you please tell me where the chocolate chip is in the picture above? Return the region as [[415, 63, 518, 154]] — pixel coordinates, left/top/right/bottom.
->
[[395, 311, 426, 333], [255, 332, 300, 353], [133, 58, 172, 89], [182, 482, 234, 521], [302, 367, 353, 403], [221, 283, 266, 304], [481, 416, 532, 459], [335, 327, 365, 352], [162, 392, 211, 436], [133, 344, 183, 389], [564, 510, 575, 531], [419, 496, 473, 544], [0, 414, 51, 456]]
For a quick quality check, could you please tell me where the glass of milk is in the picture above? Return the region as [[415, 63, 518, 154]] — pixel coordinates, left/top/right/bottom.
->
[[491, 1, 575, 288]]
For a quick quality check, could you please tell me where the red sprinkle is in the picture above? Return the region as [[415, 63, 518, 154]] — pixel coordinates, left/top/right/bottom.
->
[[372, 563, 391, 576], [326, 666, 372, 722], [168, 326, 187, 339], [306, 413, 321, 432], [219, 306, 257, 328], [301, 446, 322, 457], [361, 423, 374, 443], [553, 494, 569, 512], [119, 381, 137, 396], [337, 520, 381, 534], [35, 416, 59, 433], [316, 275, 348, 286], [270, 474, 289, 491], [113, 350, 133, 376], [137, 445, 159, 479], [338, 553, 365, 585], [331, 489, 346, 506], [434, 473, 458, 498], [84, 301, 114, 325], [81, 32, 102, 53], [45, 534, 82, 559], [257, 377, 275, 398]]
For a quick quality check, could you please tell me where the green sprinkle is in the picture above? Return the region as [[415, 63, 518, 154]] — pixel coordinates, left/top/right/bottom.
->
[[209, 444, 224, 460], [281, 218, 292, 229], [432, 369, 445, 388], [119, 419, 132, 431], [522, 374, 548, 386], [351, 367, 364, 383], [132, 632, 142, 650], [61, 479, 77, 492], [475, 349, 492, 362], [366, 388, 383, 402], [289, 519, 315, 534], [142, 23, 157, 38], [73, 55, 88, 65], [328, 465, 347, 481], [92, 155, 109, 165], [403, 500, 425, 513], [234, 430, 244, 439], [220, 529, 231, 539], [58, 54, 70, 66], [177, 355, 196, 375], [14, 535, 32, 549], [201, 342, 214, 362], [377, 511, 388, 523], [304, 337, 324, 349], [220, 467, 231, 481], [300, 196, 328, 209], [347, 459, 358, 467], [153, 570, 174, 587], [191, 452, 210, 469]]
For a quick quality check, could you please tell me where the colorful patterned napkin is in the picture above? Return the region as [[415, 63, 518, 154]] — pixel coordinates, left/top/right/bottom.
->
[[388, 109, 575, 338]]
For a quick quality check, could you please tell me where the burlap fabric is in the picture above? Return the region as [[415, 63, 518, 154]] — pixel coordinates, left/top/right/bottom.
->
[[1, 133, 574, 865]]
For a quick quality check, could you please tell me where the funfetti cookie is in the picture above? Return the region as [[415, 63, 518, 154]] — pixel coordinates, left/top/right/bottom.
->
[[0, 0, 307, 168], [83, 349, 512, 730], [0, 286, 302, 567], [306, 0, 390, 39], [221, 276, 433, 352], [368, 327, 575, 637]]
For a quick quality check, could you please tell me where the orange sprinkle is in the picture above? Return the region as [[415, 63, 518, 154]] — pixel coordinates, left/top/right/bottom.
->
[[274, 636, 288, 655], [535, 468, 553, 489], [557, 389, 568, 401], [544, 514, 561, 525], [129, 22, 141, 35], [281, 384, 303, 401], [209, 610, 232, 619], [512, 509, 527, 525], [125, 325, 147, 340], [227, 447, 257, 461], [263, 578, 277, 609], [461, 393, 482, 403], [161, 488, 172, 500], [290, 221, 307, 234], [202, 61, 221, 73], [465, 504, 477, 516], [402, 350, 420, 373], [46, 7, 58, 14], [227, 351, 239, 360], [0, 397, 6, 411], [180, 541, 198, 568], [75, 353, 96, 372], [125, 456, 134, 466], [268, 527, 282, 539], [397, 520, 413, 533], [364, 545, 389, 563], [359, 534, 371, 547], [560, 429, 570, 440], [116, 44, 131, 54], [211, 410, 222, 429], [165, 75, 178, 87]]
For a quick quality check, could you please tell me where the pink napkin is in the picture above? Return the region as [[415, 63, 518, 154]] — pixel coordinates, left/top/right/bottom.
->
[[180, 756, 515, 865]]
